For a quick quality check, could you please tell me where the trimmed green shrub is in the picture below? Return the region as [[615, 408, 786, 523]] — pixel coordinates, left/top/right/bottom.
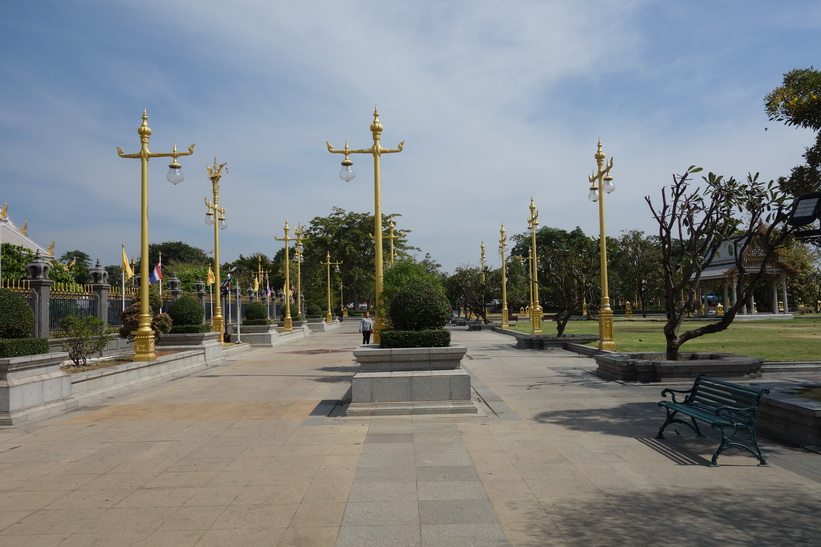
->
[[243, 318, 273, 326], [129, 285, 163, 314], [388, 279, 451, 331], [0, 338, 49, 358], [167, 296, 204, 326], [0, 288, 34, 339], [245, 301, 267, 321], [380, 329, 451, 348], [169, 324, 212, 334], [60, 315, 110, 367], [306, 303, 322, 317]]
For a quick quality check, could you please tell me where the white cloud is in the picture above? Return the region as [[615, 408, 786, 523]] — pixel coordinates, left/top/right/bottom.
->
[[0, 0, 818, 273]]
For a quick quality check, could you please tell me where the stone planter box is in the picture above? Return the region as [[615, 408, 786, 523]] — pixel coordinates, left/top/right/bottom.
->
[[0, 352, 70, 425], [594, 352, 764, 383], [237, 324, 280, 347], [157, 331, 223, 364], [348, 344, 476, 416]]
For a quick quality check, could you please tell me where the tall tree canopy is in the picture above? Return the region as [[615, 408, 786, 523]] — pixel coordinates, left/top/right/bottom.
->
[[765, 67, 821, 196]]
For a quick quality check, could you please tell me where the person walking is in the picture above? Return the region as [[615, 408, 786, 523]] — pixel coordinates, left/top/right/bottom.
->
[[359, 311, 374, 344]]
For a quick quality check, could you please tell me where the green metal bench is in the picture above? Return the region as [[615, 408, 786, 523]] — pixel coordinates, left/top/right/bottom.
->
[[656, 374, 770, 466]]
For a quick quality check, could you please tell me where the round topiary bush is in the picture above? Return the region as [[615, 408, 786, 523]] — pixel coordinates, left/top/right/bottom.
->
[[167, 296, 204, 326], [245, 301, 267, 321], [306, 303, 322, 317], [388, 279, 451, 331], [0, 288, 35, 339]]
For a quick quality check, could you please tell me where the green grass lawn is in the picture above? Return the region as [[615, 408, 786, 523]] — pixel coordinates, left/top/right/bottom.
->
[[504, 316, 821, 362]]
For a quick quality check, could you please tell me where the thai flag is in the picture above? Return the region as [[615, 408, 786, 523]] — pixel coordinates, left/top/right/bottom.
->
[[266, 279, 272, 298], [149, 257, 163, 284]]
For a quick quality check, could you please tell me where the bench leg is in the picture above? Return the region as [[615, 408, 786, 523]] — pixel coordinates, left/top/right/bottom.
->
[[710, 425, 768, 467]]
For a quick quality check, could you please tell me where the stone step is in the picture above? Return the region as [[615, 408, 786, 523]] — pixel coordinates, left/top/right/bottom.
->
[[762, 362, 821, 373]]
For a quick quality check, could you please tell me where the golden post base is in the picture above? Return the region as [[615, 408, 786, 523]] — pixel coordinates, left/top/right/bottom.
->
[[501, 307, 509, 329], [133, 328, 156, 362], [598, 308, 616, 350], [531, 306, 543, 335]]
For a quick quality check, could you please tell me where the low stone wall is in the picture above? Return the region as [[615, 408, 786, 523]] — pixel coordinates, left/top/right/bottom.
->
[[758, 385, 821, 448], [498, 330, 598, 349], [0, 338, 234, 425], [594, 352, 764, 383]]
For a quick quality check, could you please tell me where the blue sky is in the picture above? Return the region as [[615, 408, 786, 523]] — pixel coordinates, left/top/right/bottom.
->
[[1, 0, 819, 275]]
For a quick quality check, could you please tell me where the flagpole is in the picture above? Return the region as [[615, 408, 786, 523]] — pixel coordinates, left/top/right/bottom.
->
[[158, 251, 163, 310]]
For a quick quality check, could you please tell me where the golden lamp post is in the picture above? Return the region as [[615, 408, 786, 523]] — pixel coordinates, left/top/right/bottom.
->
[[386, 220, 398, 265], [327, 107, 404, 344], [587, 140, 616, 350], [274, 221, 295, 332], [321, 251, 342, 323], [499, 224, 509, 329], [527, 198, 543, 334], [204, 158, 228, 337], [480, 241, 487, 318], [294, 224, 308, 319], [117, 110, 194, 361]]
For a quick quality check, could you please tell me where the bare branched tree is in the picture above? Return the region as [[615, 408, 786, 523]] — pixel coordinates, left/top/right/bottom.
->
[[646, 168, 794, 359]]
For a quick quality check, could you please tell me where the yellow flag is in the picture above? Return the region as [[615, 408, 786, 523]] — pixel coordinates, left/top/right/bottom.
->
[[253, 276, 259, 293], [121, 246, 134, 280], [206, 266, 215, 286]]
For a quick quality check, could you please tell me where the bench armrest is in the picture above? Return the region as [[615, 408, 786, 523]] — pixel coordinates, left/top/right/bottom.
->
[[714, 405, 756, 425], [659, 387, 694, 404]]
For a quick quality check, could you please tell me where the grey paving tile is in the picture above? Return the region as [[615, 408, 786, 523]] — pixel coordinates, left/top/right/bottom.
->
[[419, 498, 498, 525], [341, 500, 419, 526], [416, 464, 479, 482], [421, 522, 508, 546], [336, 525, 421, 547]]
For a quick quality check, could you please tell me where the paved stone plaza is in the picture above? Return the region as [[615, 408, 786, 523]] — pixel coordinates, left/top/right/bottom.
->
[[0, 323, 819, 546]]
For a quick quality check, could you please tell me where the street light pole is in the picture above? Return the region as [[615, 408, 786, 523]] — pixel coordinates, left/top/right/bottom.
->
[[321, 251, 342, 323], [274, 221, 295, 332], [294, 224, 308, 320], [499, 224, 509, 329], [528, 198, 543, 335], [587, 140, 616, 350], [386, 220, 398, 265], [327, 107, 404, 344], [117, 110, 194, 361], [204, 158, 228, 337]]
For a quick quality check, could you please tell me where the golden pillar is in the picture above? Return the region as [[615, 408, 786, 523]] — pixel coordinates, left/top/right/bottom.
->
[[322, 251, 342, 323], [587, 140, 616, 350], [327, 108, 405, 344], [204, 158, 228, 337], [294, 224, 308, 320], [528, 198, 543, 334], [274, 221, 295, 331], [499, 224, 509, 329], [117, 110, 194, 361]]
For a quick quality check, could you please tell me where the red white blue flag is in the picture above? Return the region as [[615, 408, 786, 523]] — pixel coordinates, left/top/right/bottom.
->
[[149, 256, 163, 284]]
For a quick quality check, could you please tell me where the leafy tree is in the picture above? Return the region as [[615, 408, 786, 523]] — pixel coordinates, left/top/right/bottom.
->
[[510, 227, 599, 334], [444, 266, 487, 323], [611, 230, 663, 317], [147, 242, 210, 270], [302, 207, 419, 310], [59, 250, 91, 285], [646, 167, 795, 360], [0, 243, 34, 281], [765, 67, 821, 197]]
